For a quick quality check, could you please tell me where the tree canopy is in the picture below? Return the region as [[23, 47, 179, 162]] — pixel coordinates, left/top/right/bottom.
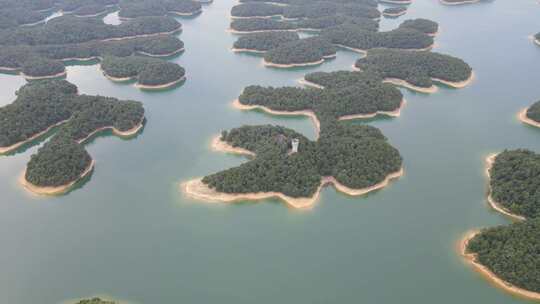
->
[[263, 36, 336, 65], [526, 101, 540, 123], [355, 49, 472, 88], [202, 123, 402, 198], [101, 55, 185, 86], [467, 218, 540, 293], [233, 31, 300, 51], [489, 150, 540, 219], [0, 80, 144, 188]]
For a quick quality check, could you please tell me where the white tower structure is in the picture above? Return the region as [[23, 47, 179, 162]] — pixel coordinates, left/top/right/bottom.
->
[[291, 138, 299, 154]]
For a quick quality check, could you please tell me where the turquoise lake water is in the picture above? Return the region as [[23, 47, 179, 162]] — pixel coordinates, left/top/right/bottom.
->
[[1, 0, 539, 303]]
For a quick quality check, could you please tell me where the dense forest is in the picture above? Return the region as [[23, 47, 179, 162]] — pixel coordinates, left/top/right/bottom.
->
[[233, 32, 299, 51], [230, 18, 296, 32], [355, 49, 472, 88], [202, 123, 402, 198], [74, 297, 117, 304], [0, 36, 184, 69], [467, 218, 540, 293], [101, 55, 185, 86], [0, 15, 181, 46], [382, 7, 407, 17], [489, 150, 540, 219], [231, 3, 284, 18], [0, 80, 144, 188], [322, 23, 434, 51], [21, 56, 65, 77], [230, 15, 378, 33], [526, 101, 540, 123], [230, 1, 379, 19], [239, 69, 402, 127], [263, 37, 336, 65], [118, 0, 203, 18], [398, 18, 438, 35]]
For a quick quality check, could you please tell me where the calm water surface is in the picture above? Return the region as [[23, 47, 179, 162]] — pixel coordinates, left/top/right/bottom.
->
[[1, 1, 539, 303]]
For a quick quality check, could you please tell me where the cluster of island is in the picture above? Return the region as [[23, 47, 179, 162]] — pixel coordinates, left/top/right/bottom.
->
[[0, 80, 145, 194], [183, 44, 474, 207], [228, 0, 444, 68], [0, 0, 207, 30], [460, 149, 540, 300], [457, 100, 540, 300], [0, 0, 215, 89]]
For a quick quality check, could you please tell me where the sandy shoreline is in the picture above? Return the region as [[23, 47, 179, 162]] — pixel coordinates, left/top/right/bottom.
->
[[138, 48, 185, 57], [233, 98, 404, 137], [484, 154, 527, 221], [77, 119, 144, 144], [518, 107, 540, 128], [440, 0, 480, 5], [182, 168, 403, 209], [459, 230, 540, 301], [298, 78, 325, 89], [232, 99, 321, 137], [21, 70, 67, 80], [263, 58, 325, 68], [433, 71, 475, 88], [135, 76, 186, 89], [231, 47, 267, 54], [101, 26, 183, 42], [0, 119, 70, 154], [210, 135, 255, 157], [383, 78, 438, 94], [171, 9, 203, 16], [383, 11, 407, 18], [379, 0, 412, 3], [20, 159, 95, 196], [228, 28, 297, 34]]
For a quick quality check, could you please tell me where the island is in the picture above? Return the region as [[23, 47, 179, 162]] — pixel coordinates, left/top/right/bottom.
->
[[519, 101, 540, 128], [382, 7, 408, 18], [486, 150, 540, 220], [183, 124, 403, 209], [237, 70, 404, 133], [0, 80, 144, 194], [232, 31, 299, 53], [263, 37, 337, 67], [231, 3, 285, 18], [230, 15, 378, 33], [461, 220, 540, 300], [118, 0, 203, 19], [72, 297, 117, 304], [354, 49, 473, 93], [0, 15, 182, 46], [440, 0, 481, 5], [0, 16, 185, 83], [399, 18, 439, 36], [459, 150, 540, 301], [101, 55, 185, 89], [322, 22, 435, 53]]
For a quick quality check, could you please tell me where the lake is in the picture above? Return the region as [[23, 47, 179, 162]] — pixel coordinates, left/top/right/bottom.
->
[[0, 0, 539, 303]]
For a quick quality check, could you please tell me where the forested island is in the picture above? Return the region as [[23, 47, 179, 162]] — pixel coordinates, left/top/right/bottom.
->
[[101, 55, 185, 89], [230, 1, 380, 20], [232, 31, 299, 52], [399, 18, 438, 35], [0, 15, 186, 81], [440, 0, 481, 5], [354, 49, 473, 93], [0, 80, 144, 194], [460, 150, 540, 300], [183, 123, 403, 208], [519, 101, 540, 128], [73, 297, 116, 304], [263, 37, 337, 67], [229, 15, 378, 33], [462, 221, 539, 300], [382, 7, 407, 18], [118, 0, 203, 18], [487, 150, 540, 220], [183, 66, 406, 208]]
